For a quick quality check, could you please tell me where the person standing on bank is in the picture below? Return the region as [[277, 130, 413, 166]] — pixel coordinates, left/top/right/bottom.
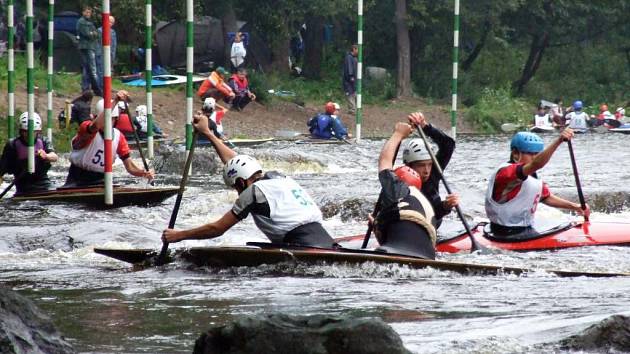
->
[[96, 15, 117, 89], [76, 6, 102, 96], [342, 44, 358, 114], [230, 32, 246, 72], [162, 112, 336, 249]]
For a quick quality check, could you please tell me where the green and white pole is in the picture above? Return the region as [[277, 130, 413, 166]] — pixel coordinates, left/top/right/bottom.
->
[[26, 0, 35, 173], [7, 0, 15, 139], [145, 0, 154, 158], [46, 0, 55, 142], [450, 0, 460, 139], [355, 0, 364, 142], [185, 0, 193, 164]]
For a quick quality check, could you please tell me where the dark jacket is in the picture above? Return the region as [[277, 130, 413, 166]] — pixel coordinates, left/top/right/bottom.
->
[[0, 137, 55, 194], [342, 52, 357, 94], [76, 16, 98, 51], [420, 124, 456, 226]]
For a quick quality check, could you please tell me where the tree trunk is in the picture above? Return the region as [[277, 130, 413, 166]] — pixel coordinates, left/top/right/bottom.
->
[[512, 32, 550, 95], [462, 21, 491, 72], [303, 16, 324, 79], [221, 2, 238, 69], [395, 0, 412, 97], [269, 27, 290, 74]]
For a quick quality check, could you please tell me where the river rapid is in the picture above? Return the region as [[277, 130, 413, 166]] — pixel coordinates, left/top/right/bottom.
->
[[2, 132, 630, 353]]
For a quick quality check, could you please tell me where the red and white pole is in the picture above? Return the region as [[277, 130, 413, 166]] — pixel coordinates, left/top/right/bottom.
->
[[102, 1, 113, 205]]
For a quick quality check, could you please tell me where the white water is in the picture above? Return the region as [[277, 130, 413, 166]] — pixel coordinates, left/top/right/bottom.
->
[[1, 133, 630, 353]]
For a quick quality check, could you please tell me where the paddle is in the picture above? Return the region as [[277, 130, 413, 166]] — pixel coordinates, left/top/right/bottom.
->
[[130, 118, 155, 186], [156, 132, 198, 265], [566, 140, 588, 221], [0, 180, 16, 199], [361, 143, 400, 249], [414, 125, 485, 253]]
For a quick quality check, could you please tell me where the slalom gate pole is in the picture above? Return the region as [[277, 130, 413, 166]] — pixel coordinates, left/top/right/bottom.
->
[[185, 0, 194, 172], [145, 0, 154, 158], [47, 0, 55, 143], [450, 0, 460, 139], [7, 0, 16, 139], [26, 0, 35, 173], [355, 0, 363, 142], [102, 0, 113, 205]]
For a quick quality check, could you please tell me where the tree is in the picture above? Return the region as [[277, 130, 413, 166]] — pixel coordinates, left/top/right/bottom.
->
[[395, 0, 412, 97]]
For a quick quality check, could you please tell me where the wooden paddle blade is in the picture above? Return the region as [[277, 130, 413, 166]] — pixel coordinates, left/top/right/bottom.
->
[[94, 248, 158, 264]]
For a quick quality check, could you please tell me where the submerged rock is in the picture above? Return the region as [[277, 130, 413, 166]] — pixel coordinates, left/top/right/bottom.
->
[[0, 286, 74, 353], [559, 314, 630, 351], [193, 314, 411, 354]]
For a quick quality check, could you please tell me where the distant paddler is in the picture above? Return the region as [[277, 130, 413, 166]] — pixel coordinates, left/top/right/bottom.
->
[[0, 112, 59, 195], [62, 94, 155, 187], [162, 111, 336, 248]]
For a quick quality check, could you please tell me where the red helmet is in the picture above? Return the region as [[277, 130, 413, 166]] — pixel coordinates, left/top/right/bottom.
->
[[394, 166, 422, 190], [600, 104, 608, 112], [325, 102, 336, 114]]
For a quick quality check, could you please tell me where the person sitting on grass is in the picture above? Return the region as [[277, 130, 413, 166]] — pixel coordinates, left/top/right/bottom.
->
[[227, 67, 256, 111], [197, 66, 235, 104]]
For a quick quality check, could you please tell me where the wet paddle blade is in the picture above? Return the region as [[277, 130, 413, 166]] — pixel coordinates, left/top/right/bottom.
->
[[94, 248, 158, 264]]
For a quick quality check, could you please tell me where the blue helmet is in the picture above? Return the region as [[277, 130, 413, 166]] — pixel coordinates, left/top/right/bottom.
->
[[510, 132, 544, 154], [573, 100, 583, 111]]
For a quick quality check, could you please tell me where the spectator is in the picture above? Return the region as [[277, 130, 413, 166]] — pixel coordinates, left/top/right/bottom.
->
[[230, 32, 246, 72], [76, 6, 102, 96], [96, 15, 117, 88], [342, 44, 358, 114], [196, 67, 235, 103], [70, 90, 94, 124], [227, 67, 256, 111]]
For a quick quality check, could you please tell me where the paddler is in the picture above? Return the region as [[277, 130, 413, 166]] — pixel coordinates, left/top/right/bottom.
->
[[0, 112, 59, 194], [62, 95, 155, 187], [162, 111, 336, 248], [401, 112, 458, 229], [369, 117, 438, 259], [485, 129, 590, 237]]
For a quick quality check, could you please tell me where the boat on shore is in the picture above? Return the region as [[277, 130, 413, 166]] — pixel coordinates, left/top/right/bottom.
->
[[93, 242, 628, 278], [11, 186, 180, 208]]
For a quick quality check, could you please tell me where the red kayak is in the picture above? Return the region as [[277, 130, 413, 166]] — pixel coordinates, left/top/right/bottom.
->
[[338, 220, 630, 253]]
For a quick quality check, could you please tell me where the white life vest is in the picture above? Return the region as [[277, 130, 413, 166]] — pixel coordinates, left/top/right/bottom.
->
[[251, 176, 323, 243], [485, 162, 543, 227], [136, 115, 148, 133], [567, 111, 589, 130], [69, 129, 122, 172], [534, 114, 552, 128]]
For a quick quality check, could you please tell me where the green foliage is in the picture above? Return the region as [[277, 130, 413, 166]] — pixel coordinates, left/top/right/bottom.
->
[[465, 87, 530, 133], [0, 55, 80, 97]]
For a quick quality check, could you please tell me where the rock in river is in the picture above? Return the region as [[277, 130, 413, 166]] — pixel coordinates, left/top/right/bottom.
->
[[193, 313, 411, 354], [559, 314, 630, 352]]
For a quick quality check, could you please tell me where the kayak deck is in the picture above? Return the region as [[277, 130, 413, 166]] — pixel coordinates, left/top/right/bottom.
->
[[12, 186, 180, 208], [436, 221, 630, 253], [93, 245, 629, 278]]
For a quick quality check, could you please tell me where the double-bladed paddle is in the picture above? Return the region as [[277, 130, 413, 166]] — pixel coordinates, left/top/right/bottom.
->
[[156, 132, 198, 265], [567, 140, 588, 222], [414, 125, 486, 253]]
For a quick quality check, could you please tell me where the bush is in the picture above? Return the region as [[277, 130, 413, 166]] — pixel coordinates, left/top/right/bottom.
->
[[465, 87, 530, 133]]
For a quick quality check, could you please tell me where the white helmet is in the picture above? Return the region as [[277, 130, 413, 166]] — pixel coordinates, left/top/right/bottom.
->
[[135, 104, 148, 117], [203, 97, 216, 111], [402, 139, 433, 164], [617, 107, 625, 116], [223, 155, 263, 187], [19, 111, 42, 131], [95, 98, 105, 115]]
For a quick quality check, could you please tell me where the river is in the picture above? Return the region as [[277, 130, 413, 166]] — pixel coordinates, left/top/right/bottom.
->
[[1, 132, 630, 353]]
